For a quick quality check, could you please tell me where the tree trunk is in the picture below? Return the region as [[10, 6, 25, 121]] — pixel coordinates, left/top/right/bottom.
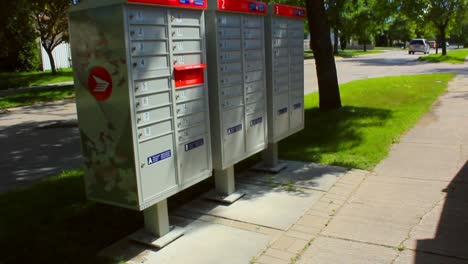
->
[[333, 27, 339, 55], [306, 0, 342, 110], [44, 46, 57, 74], [440, 27, 447, 56]]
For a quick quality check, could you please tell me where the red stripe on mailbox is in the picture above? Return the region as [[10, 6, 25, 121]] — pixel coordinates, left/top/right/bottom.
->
[[273, 4, 306, 19], [128, 0, 207, 9], [217, 0, 267, 15], [174, 64, 206, 88]]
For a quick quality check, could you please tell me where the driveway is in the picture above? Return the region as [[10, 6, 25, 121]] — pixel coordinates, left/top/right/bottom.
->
[[1, 50, 466, 193]]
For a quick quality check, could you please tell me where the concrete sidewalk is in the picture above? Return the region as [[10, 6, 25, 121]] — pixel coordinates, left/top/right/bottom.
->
[[102, 73, 468, 264], [254, 74, 468, 263]]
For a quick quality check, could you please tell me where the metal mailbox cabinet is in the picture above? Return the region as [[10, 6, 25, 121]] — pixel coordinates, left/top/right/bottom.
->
[[205, 0, 268, 198], [69, 0, 212, 220], [261, 4, 306, 171]]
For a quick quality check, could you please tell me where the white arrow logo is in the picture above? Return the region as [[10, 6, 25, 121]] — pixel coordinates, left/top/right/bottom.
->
[[92, 76, 109, 92]]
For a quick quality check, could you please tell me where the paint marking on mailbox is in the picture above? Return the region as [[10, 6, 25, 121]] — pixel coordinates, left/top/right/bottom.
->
[[147, 150, 172, 165], [88, 66, 113, 101]]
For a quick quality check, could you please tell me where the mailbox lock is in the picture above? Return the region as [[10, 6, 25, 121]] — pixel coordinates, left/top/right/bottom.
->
[[137, 117, 141, 123], [136, 102, 141, 108], [138, 133, 143, 138], [141, 163, 145, 168]]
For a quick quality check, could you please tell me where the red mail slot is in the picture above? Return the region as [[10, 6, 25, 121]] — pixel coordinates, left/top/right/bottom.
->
[[174, 64, 206, 88]]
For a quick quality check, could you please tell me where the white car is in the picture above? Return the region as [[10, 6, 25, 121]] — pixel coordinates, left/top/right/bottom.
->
[[409, 39, 430, 54]]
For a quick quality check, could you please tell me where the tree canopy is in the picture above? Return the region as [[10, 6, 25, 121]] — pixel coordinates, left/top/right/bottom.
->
[[32, 0, 71, 74]]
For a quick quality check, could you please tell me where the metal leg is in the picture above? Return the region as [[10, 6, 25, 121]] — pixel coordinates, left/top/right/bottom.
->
[[130, 200, 184, 249], [144, 200, 170, 237], [262, 143, 279, 168], [214, 166, 235, 196], [252, 143, 288, 173], [205, 166, 245, 204]]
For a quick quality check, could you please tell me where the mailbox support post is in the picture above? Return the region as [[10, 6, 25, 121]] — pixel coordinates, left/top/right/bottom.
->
[[130, 200, 184, 249], [215, 167, 235, 195], [255, 143, 288, 173], [144, 200, 170, 237], [205, 166, 245, 204]]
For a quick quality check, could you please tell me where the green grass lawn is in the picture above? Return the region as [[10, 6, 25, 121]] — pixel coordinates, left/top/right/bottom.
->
[[0, 171, 136, 264], [0, 85, 75, 109], [336, 49, 383, 58], [0, 68, 73, 90], [304, 49, 383, 60], [418, 49, 468, 64], [304, 50, 314, 59], [279, 73, 455, 170], [0, 73, 455, 263]]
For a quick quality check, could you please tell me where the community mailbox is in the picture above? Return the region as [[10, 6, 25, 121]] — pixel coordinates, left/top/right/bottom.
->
[[69, 0, 212, 221], [261, 3, 306, 171], [204, 0, 268, 198]]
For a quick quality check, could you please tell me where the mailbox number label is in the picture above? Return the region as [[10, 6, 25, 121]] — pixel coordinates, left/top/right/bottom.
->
[[143, 112, 151, 122], [147, 150, 172, 165], [278, 107, 288, 115], [184, 138, 204, 151], [250, 117, 263, 127], [227, 124, 243, 135]]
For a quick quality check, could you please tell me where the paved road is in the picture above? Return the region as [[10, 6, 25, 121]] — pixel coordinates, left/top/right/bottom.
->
[[1, 50, 466, 192], [304, 49, 468, 94]]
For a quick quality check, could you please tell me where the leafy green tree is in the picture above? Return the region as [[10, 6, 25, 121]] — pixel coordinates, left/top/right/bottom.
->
[[326, 0, 348, 54], [400, 0, 467, 55], [387, 15, 415, 47], [0, 0, 39, 71], [32, 0, 70, 74]]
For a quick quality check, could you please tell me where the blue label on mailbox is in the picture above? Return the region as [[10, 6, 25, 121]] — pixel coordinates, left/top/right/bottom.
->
[[250, 117, 263, 127], [258, 4, 265, 12], [293, 103, 302, 109], [147, 150, 172, 165], [185, 138, 204, 151], [227, 124, 243, 135], [249, 3, 257, 11], [179, 0, 204, 5], [278, 107, 288, 115]]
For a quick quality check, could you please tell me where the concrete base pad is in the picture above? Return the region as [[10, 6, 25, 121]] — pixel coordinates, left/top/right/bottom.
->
[[129, 227, 184, 249], [102, 218, 272, 264], [251, 161, 288, 174], [180, 183, 324, 230], [239, 161, 348, 192], [203, 190, 245, 205]]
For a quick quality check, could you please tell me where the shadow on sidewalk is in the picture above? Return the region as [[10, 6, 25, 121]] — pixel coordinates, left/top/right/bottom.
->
[[415, 161, 468, 263]]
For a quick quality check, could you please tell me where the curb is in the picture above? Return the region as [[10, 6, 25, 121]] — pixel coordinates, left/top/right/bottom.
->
[[0, 82, 74, 97]]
